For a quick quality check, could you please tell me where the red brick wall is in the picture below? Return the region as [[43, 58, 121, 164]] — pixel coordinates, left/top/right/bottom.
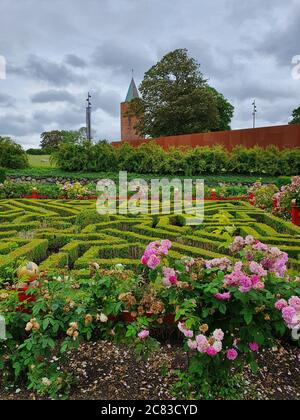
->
[[113, 124, 300, 150], [120, 102, 145, 141]]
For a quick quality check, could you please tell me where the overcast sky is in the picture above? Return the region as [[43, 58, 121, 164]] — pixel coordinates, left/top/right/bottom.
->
[[0, 0, 299, 149]]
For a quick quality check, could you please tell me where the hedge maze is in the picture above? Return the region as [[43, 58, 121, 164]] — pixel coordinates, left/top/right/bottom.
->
[[0, 199, 299, 281]]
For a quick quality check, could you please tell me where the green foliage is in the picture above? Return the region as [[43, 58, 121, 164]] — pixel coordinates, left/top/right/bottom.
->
[[0, 137, 28, 169], [289, 106, 300, 125], [53, 140, 118, 172], [127, 49, 234, 137], [169, 214, 186, 227], [52, 137, 300, 176], [26, 148, 46, 156], [0, 167, 6, 183], [250, 182, 279, 212], [75, 209, 110, 228]]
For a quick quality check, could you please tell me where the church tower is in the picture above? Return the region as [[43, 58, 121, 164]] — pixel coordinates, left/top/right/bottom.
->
[[121, 77, 145, 141]]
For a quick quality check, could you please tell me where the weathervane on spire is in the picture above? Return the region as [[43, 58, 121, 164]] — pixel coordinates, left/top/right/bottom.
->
[[86, 92, 92, 141]]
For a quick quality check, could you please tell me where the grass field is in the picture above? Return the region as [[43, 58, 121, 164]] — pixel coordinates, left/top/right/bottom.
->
[[27, 155, 55, 168]]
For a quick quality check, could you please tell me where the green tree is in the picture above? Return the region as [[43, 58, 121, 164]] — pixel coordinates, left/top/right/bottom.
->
[[40, 130, 63, 152], [289, 106, 300, 124], [40, 128, 88, 153], [208, 87, 234, 131], [0, 136, 28, 168], [128, 49, 234, 137]]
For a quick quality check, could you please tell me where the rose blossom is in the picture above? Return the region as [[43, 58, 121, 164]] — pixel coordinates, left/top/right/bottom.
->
[[206, 346, 218, 357], [213, 341, 223, 353], [226, 348, 238, 361], [138, 330, 150, 340], [249, 342, 259, 352], [288, 297, 300, 311], [275, 299, 288, 311], [178, 322, 193, 338], [187, 339, 198, 350], [196, 334, 209, 353], [213, 329, 224, 342], [214, 292, 231, 301], [147, 254, 161, 270]]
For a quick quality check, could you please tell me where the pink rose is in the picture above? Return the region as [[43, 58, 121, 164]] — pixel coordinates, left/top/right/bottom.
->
[[275, 299, 288, 311], [147, 254, 161, 270], [226, 348, 238, 361], [213, 329, 224, 342], [206, 346, 218, 357], [249, 342, 259, 352], [187, 340, 198, 350], [138, 330, 149, 340], [288, 297, 300, 311]]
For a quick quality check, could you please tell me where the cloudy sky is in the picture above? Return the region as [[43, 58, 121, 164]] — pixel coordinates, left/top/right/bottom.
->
[[0, 0, 299, 149]]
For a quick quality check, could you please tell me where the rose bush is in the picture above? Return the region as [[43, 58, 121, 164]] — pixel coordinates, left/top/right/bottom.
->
[[0, 238, 299, 399], [274, 176, 300, 219]]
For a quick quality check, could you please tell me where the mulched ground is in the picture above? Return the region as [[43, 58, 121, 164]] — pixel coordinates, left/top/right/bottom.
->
[[1, 341, 299, 400]]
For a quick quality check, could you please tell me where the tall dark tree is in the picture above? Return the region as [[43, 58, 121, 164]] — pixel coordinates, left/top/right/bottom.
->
[[289, 106, 300, 125], [208, 87, 234, 131], [40, 127, 88, 152], [40, 130, 63, 152], [128, 49, 234, 137]]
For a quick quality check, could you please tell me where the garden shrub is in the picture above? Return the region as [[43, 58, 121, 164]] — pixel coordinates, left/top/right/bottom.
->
[[52, 138, 300, 177], [249, 181, 279, 212], [0, 237, 299, 399], [0, 167, 6, 184], [75, 209, 110, 229], [0, 137, 28, 169], [274, 176, 300, 218], [169, 214, 186, 227]]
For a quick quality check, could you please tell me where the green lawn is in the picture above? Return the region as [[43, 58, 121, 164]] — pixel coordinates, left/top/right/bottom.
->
[[27, 155, 56, 168]]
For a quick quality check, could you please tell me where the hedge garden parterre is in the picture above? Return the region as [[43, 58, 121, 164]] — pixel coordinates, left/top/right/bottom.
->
[[0, 199, 299, 283]]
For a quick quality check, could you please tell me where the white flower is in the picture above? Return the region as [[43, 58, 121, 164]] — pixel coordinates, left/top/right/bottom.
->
[[41, 377, 52, 387], [213, 341, 223, 353], [99, 313, 108, 323], [213, 329, 224, 342]]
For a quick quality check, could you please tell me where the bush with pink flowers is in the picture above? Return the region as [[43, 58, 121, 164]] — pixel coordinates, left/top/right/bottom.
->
[[274, 176, 300, 219], [134, 236, 299, 398], [1, 237, 299, 400]]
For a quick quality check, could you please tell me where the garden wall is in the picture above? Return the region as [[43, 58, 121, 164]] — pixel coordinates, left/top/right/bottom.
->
[[112, 124, 300, 150]]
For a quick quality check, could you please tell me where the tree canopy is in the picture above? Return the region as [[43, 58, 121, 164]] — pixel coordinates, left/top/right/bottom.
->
[[128, 49, 234, 137], [289, 106, 300, 125], [40, 128, 88, 152]]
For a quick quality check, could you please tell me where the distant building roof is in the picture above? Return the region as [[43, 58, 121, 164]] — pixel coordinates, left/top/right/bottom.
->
[[125, 78, 139, 102]]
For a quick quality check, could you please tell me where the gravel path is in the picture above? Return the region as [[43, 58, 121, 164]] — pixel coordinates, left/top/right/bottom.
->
[[1, 341, 299, 400]]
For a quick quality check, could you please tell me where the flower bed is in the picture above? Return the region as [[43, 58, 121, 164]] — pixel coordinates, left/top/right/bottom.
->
[[0, 237, 299, 400]]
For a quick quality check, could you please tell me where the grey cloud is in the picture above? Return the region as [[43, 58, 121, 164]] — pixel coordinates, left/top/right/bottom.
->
[[0, 93, 14, 106], [64, 54, 87, 68], [92, 40, 154, 78], [259, 9, 300, 65], [0, 0, 299, 146], [31, 89, 76, 103], [91, 90, 122, 116], [10, 55, 86, 86]]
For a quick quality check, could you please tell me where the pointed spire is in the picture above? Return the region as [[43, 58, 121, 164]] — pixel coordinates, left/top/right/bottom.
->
[[125, 77, 139, 102]]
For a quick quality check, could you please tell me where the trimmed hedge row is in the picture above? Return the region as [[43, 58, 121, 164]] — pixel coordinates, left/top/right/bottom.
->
[[53, 141, 300, 176], [0, 199, 299, 280]]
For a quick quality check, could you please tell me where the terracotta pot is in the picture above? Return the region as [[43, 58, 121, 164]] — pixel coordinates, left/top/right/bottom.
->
[[291, 205, 300, 226], [163, 314, 176, 324], [122, 311, 137, 322], [17, 286, 37, 304]]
